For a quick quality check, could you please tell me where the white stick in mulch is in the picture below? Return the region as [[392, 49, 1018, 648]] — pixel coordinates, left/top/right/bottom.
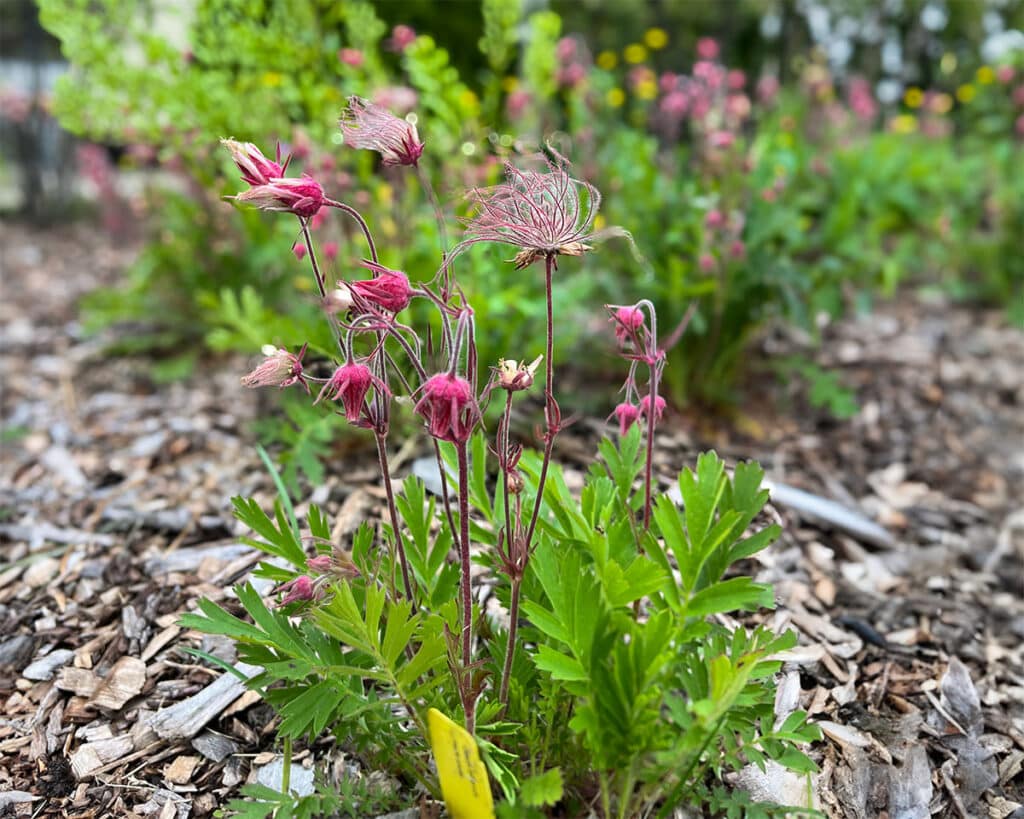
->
[[148, 662, 262, 740]]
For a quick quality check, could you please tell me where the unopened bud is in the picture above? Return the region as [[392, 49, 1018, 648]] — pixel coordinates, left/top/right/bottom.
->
[[506, 469, 525, 495]]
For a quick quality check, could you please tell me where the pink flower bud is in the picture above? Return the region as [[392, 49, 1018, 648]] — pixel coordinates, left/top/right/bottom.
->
[[699, 253, 716, 272], [660, 72, 680, 93], [221, 139, 284, 187], [241, 344, 307, 390], [704, 209, 725, 230], [351, 262, 412, 313], [506, 89, 531, 120], [338, 48, 364, 67], [611, 306, 645, 345], [235, 175, 325, 218], [306, 555, 333, 573], [277, 575, 315, 605], [639, 394, 666, 421], [727, 69, 747, 90], [660, 90, 689, 117], [729, 239, 746, 260], [340, 96, 424, 167], [696, 37, 719, 61], [997, 65, 1015, 85], [556, 37, 577, 63], [612, 402, 641, 435], [314, 361, 377, 422], [708, 130, 735, 149], [323, 241, 339, 261], [757, 75, 780, 105], [415, 373, 478, 443], [292, 242, 307, 260]]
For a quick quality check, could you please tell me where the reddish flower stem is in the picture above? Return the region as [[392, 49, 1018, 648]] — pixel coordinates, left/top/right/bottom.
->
[[325, 198, 378, 263], [642, 366, 660, 531], [376, 432, 414, 604], [523, 254, 557, 551], [455, 439, 474, 733], [498, 391, 517, 706]]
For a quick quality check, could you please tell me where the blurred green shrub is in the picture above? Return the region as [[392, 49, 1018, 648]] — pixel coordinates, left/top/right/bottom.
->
[[40, 0, 1024, 445]]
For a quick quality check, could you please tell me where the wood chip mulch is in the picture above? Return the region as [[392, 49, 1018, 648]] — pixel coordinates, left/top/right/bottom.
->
[[1, 219, 1022, 818]]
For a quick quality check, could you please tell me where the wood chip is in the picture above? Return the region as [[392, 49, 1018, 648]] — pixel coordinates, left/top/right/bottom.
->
[[89, 656, 146, 710], [163, 754, 200, 785]]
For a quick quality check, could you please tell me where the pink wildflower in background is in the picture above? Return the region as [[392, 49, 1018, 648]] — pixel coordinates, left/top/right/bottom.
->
[[757, 75, 780, 105], [415, 373, 478, 442], [696, 37, 719, 61], [323, 241, 339, 262], [241, 344, 307, 391], [699, 253, 716, 273], [338, 48, 364, 67], [235, 175, 325, 218], [351, 262, 413, 312], [997, 65, 1015, 85], [292, 242, 307, 260], [727, 69, 747, 91], [340, 96, 424, 167], [221, 139, 284, 187], [390, 24, 416, 52]]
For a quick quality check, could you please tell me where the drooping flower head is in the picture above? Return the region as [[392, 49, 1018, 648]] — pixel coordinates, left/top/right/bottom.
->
[[221, 139, 285, 187], [276, 575, 316, 606], [640, 394, 667, 421], [414, 373, 478, 443], [314, 360, 385, 423], [350, 261, 413, 313], [340, 96, 424, 167], [234, 175, 325, 218], [610, 306, 646, 346], [459, 149, 609, 270], [612, 402, 641, 435], [241, 344, 308, 391]]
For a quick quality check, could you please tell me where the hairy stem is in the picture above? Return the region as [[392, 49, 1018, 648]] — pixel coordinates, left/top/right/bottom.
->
[[376, 432, 414, 604], [325, 198, 378, 263], [642, 364, 660, 531], [498, 391, 518, 706], [299, 219, 327, 299], [523, 254, 557, 551], [455, 439, 474, 733]]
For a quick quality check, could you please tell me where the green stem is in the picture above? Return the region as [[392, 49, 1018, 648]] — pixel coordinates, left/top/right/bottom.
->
[[281, 735, 292, 794]]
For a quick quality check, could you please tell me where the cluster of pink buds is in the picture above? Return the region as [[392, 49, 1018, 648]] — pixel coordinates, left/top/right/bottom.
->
[[222, 139, 326, 218], [605, 301, 665, 436]]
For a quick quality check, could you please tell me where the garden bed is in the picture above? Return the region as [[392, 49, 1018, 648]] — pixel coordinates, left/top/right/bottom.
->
[[1, 219, 1022, 817]]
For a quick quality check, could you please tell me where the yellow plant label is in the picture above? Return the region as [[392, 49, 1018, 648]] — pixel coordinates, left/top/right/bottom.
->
[[427, 708, 495, 819]]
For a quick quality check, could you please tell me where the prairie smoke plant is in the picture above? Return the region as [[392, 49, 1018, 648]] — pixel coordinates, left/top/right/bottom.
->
[[612, 401, 641, 434], [340, 95, 424, 167], [414, 373, 478, 444], [350, 262, 413, 313], [459, 151, 610, 270], [314, 361, 384, 424], [221, 138, 285, 187], [240, 344, 308, 391], [234, 174, 325, 218]]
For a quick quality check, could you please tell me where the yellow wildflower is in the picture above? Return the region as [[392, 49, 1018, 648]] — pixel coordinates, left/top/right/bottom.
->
[[976, 65, 995, 85], [644, 28, 668, 50], [956, 84, 976, 103], [596, 50, 618, 70], [606, 88, 625, 107], [623, 44, 648, 64], [903, 87, 924, 108], [891, 114, 918, 134]]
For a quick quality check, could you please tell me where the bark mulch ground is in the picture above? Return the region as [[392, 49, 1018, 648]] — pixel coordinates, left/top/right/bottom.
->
[[1, 219, 1022, 818]]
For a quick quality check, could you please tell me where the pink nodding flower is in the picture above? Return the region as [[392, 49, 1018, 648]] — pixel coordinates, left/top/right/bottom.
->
[[235, 175, 325, 218], [640, 394, 667, 422], [612, 402, 641, 435], [277, 575, 316, 605], [414, 373, 478, 443], [314, 361, 381, 422], [292, 242, 307, 260], [458, 150, 612, 270], [611, 306, 646, 345], [241, 344, 308, 391], [323, 241, 339, 262], [340, 96, 424, 167], [699, 253, 716, 272], [350, 262, 413, 313], [221, 139, 284, 187]]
